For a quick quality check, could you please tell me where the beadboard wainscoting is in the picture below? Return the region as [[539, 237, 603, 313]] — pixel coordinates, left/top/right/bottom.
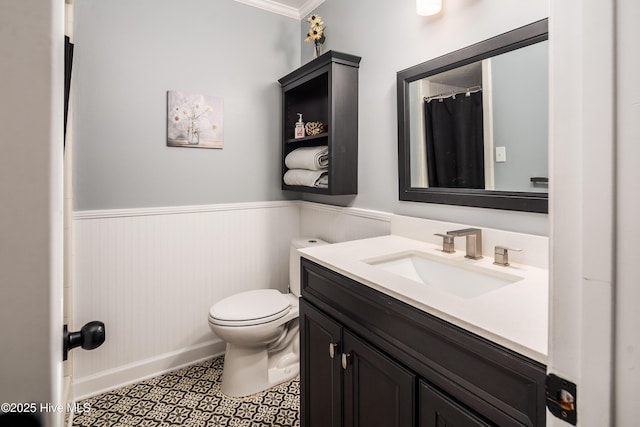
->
[[300, 202, 392, 243], [71, 201, 391, 399], [72, 202, 300, 399]]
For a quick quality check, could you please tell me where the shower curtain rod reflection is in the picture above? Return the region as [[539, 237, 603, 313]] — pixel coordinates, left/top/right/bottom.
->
[[424, 85, 482, 102]]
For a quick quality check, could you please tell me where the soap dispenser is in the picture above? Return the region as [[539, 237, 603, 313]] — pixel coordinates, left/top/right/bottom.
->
[[294, 113, 305, 139]]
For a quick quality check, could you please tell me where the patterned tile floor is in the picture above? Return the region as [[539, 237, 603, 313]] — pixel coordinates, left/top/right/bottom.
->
[[71, 357, 300, 427]]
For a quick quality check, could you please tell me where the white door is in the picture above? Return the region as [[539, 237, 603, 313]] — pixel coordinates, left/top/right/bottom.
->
[[0, 1, 65, 426], [549, 0, 640, 425], [613, 0, 640, 423]]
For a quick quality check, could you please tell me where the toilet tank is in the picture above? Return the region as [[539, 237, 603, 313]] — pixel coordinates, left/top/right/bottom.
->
[[289, 238, 329, 296]]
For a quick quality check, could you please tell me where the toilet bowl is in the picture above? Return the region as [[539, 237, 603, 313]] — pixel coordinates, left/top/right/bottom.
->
[[208, 238, 328, 397]]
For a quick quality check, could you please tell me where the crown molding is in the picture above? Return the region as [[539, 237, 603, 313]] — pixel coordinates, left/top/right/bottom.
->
[[233, 0, 324, 20], [234, 0, 299, 19], [298, 0, 325, 19]]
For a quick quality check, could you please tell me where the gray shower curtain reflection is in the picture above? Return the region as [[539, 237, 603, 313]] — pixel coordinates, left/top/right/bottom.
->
[[424, 92, 485, 189]]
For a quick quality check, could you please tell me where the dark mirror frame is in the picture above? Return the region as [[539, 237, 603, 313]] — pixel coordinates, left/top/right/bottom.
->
[[397, 19, 549, 213]]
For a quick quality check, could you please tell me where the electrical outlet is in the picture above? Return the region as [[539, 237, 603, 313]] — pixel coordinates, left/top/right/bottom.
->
[[495, 146, 506, 162]]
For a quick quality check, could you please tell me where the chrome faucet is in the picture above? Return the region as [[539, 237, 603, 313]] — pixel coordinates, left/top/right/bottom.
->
[[446, 228, 483, 259]]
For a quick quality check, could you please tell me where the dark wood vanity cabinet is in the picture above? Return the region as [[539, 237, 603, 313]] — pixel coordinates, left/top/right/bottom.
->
[[300, 258, 546, 427], [301, 299, 415, 427], [300, 299, 342, 427], [278, 51, 360, 195]]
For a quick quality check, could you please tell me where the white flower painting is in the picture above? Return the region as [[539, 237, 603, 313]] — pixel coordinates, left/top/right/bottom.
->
[[167, 91, 223, 148]]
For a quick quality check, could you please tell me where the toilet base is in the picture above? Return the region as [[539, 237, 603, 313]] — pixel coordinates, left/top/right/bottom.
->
[[211, 295, 302, 398], [220, 341, 299, 398], [267, 345, 299, 390]]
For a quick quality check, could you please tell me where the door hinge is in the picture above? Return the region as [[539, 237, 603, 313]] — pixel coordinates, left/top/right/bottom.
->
[[546, 373, 577, 425]]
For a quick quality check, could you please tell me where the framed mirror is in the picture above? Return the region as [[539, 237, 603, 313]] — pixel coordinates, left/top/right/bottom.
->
[[397, 19, 548, 213]]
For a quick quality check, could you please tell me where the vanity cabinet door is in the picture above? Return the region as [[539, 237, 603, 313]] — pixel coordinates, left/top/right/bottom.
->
[[420, 381, 501, 427], [300, 299, 342, 427], [342, 330, 415, 427]]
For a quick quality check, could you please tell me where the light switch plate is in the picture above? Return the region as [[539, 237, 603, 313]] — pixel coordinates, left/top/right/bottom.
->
[[496, 146, 506, 162]]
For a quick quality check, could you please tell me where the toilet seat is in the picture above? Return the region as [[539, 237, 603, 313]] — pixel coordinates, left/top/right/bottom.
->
[[209, 289, 291, 327]]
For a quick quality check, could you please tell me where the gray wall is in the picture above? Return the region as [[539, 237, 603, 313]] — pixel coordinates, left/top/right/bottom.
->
[[73, 0, 300, 210], [492, 41, 548, 192], [74, 0, 550, 235], [300, 0, 549, 235]]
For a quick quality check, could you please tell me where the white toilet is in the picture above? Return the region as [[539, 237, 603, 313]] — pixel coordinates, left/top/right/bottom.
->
[[208, 237, 328, 397]]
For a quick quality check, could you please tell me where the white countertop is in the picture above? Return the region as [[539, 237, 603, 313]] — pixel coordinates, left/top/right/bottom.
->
[[300, 235, 549, 363]]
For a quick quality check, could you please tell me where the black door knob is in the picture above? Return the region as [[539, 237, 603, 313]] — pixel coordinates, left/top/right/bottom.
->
[[63, 321, 106, 360]]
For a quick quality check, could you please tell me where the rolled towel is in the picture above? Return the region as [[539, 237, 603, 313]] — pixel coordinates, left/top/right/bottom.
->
[[285, 146, 328, 171], [284, 169, 328, 188]]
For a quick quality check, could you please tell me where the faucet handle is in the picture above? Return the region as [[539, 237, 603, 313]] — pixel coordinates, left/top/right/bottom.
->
[[493, 246, 523, 267], [434, 233, 455, 253]]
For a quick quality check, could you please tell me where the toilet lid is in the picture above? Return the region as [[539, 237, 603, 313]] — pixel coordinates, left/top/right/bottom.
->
[[209, 289, 291, 326]]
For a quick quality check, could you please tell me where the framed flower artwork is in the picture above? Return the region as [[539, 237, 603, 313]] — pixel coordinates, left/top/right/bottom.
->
[[167, 91, 223, 149]]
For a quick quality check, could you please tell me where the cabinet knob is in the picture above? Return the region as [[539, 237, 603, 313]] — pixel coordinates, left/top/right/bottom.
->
[[341, 353, 351, 370], [329, 342, 338, 359]]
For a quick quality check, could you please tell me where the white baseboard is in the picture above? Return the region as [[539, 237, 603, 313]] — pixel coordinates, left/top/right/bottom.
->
[[73, 340, 226, 401]]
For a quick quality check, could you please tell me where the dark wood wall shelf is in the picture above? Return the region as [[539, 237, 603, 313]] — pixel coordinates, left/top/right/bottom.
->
[[286, 132, 329, 144], [279, 51, 361, 195]]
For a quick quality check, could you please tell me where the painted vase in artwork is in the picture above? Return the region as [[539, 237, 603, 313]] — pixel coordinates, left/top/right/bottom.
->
[[187, 118, 199, 144]]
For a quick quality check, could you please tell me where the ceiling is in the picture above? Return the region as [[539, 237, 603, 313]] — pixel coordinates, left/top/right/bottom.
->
[[233, 0, 325, 20]]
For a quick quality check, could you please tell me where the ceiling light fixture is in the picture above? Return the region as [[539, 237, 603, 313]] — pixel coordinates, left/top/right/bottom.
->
[[417, 0, 442, 16]]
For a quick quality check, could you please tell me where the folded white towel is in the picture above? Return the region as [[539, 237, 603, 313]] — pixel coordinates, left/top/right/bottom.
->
[[283, 169, 328, 188], [316, 174, 328, 189], [285, 146, 328, 171]]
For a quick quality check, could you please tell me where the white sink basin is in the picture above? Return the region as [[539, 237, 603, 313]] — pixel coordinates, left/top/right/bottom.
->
[[365, 251, 523, 298]]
